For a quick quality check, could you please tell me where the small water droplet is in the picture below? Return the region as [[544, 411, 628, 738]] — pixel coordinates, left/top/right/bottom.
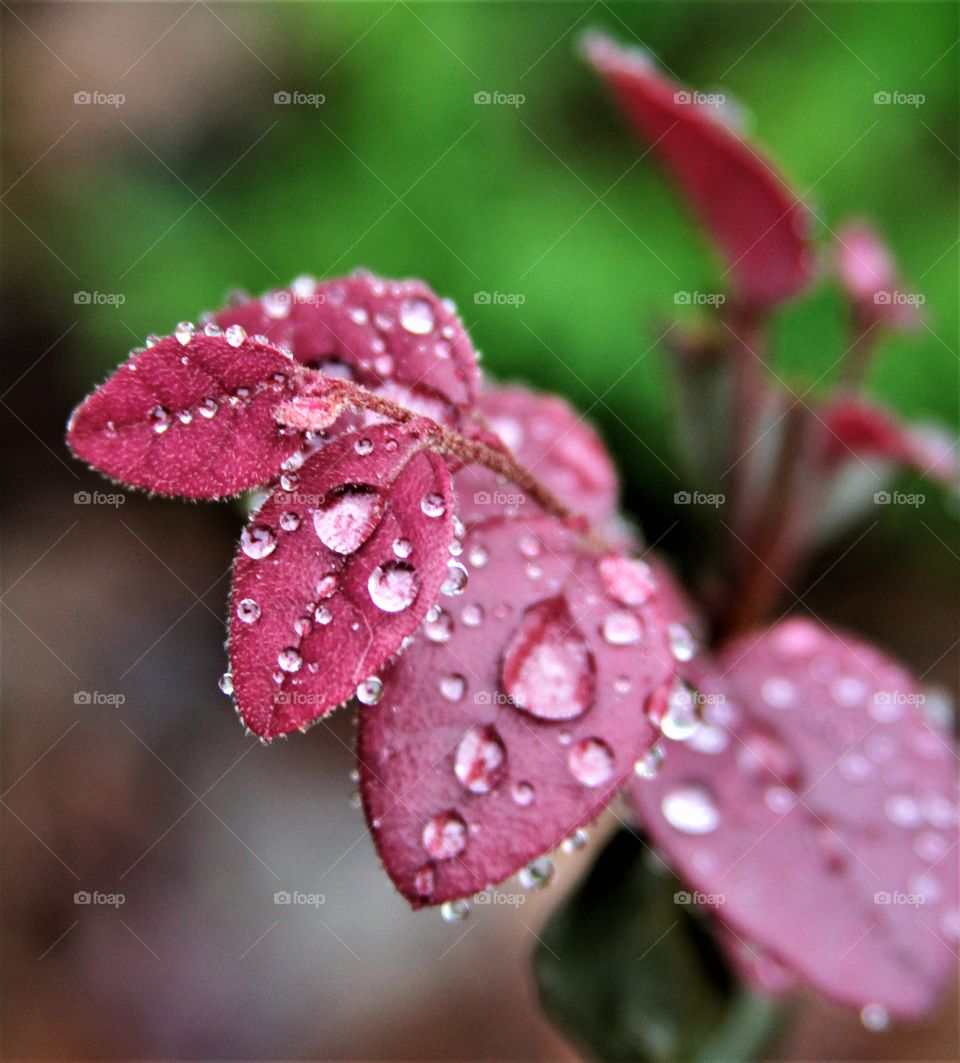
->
[[423, 607, 453, 643], [313, 486, 383, 554], [236, 598, 261, 624], [634, 743, 665, 779], [761, 677, 796, 709], [203, 322, 223, 337], [884, 794, 923, 829], [218, 672, 233, 695], [421, 492, 446, 518], [511, 781, 535, 806], [668, 622, 697, 662], [240, 524, 276, 559], [354, 436, 373, 456], [279, 511, 300, 532], [454, 724, 506, 793], [225, 324, 247, 347], [422, 811, 467, 860], [649, 678, 701, 741], [357, 676, 383, 705], [314, 605, 333, 625], [149, 406, 171, 434], [561, 828, 588, 853], [198, 397, 218, 419], [441, 561, 468, 596], [440, 898, 470, 923], [468, 545, 488, 568], [567, 737, 615, 788], [277, 648, 302, 673], [399, 297, 435, 335], [414, 865, 435, 898], [175, 321, 195, 346], [462, 603, 484, 627], [519, 857, 554, 890], [348, 306, 369, 326], [860, 1004, 889, 1033], [662, 786, 720, 837], [293, 616, 312, 637], [601, 609, 643, 646], [440, 674, 466, 702], [368, 561, 419, 612], [393, 537, 413, 559], [599, 555, 657, 606]]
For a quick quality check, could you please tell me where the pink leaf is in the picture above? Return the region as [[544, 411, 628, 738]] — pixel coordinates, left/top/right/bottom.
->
[[67, 329, 304, 498], [213, 272, 480, 425], [456, 384, 619, 526], [631, 619, 958, 1018], [228, 422, 455, 739], [584, 33, 815, 309], [820, 397, 958, 487], [357, 519, 675, 907], [836, 221, 922, 331]]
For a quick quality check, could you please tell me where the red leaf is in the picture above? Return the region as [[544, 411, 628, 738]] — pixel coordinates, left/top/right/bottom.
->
[[836, 221, 922, 331], [67, 328, 305, 498], [213, 272, 480, 425], [584, 33, 815, 309], [631, 619, 958, 1018], [228, 422, 455, 739], [357, 519, 675, 907], [456, 384, 619, 526], [820, 397, 958, 487]]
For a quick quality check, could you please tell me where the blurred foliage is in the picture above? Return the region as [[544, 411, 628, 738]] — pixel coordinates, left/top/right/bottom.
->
[[534, 829, 787, 1061], [11, 1, 959, 542]]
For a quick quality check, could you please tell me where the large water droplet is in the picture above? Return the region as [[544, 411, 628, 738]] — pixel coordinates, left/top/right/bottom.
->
[[241, 524, 276, 559], [422, 811, 467, 860], [225, 324, 247, 347], [454, 724, 506, 793], [236, 598, 261, 624], [313, 485, 383, 554], [399, 297, 435, 335], [567, 737, 615, 788], [368, 561, 419, 612], [661, 785, 720, 834], [502, 597, 595, 721]]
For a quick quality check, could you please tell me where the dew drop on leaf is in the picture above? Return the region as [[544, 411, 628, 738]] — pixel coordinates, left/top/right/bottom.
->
[[661, 784, 720, 834], [368, 561, 419, 612], [236, 598, 261, 624], [399, 297, 435, 335], [313, 486, 384, 554], [240, 524, 277, 560], [421, 491, 446, 518], [519, 857, 555, 890], [422, 811, 468, 860], [454, 724, 506, 793], [567, 737, 615, 787], [356, 676, 384, 705]]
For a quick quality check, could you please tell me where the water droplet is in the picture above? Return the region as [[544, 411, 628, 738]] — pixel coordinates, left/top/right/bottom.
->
[[860, 1004, 889, 1033], [454, 724, 506, 793], [293, 616, 312, 637], [601, 609, 643, 646], [279, 511, 300, 532], [399, 297, 435, 335], [218, 672, 233, 695], [662, 785, 720, 834], [236, 598, 261, 624], [225, 324, 247, 347], [315, 574, 338, 599], [441, 561, 468, 596], [884, 794, 923, 829], [519, 857, 554, 890], [313, 485, 383, 554], [149, 405, 171, 434], [368, 561, 419, 612], [462, 603, 484, 627], [519, 534, 541, 559], [277, 648, 302, 673], [668, 622, 697, 662], [764, 786, 797, 814], [650, 678, 701, 741], [414, 865, 435, 899], [177, 409, 193, 425], [567, 737, 615, 788], [422, 811, 467, 860], [348, 306, 369, 326], [393, 537, 413, 559], [503, 598, 595, 721], [561, 829, 589, 853], [440, 899, 470, 923], [511, 781, 535, 806], [203, 322, 222, 337], [761, 677, 796, 709], [175, 321, 195, 346], [357, 676, 383, 705], [468, 545, 488, 568], [599, 555, 657, 606], [423, 607, 453, 643], [198, 397, 218, 419], [634, 743, 665, 779], [354, 436, 373, 456], [314, 605, 333, 625], [831, 675, 868, 707], [838, 752, 873, 782], [240, 524, 276, 559], [687, 724, 729, 755], [421, 492, 446, 518], [440, 674, 466, 702]]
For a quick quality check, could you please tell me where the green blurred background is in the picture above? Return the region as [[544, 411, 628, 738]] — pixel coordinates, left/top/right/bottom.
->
[[2, 2, 957, 1060]]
